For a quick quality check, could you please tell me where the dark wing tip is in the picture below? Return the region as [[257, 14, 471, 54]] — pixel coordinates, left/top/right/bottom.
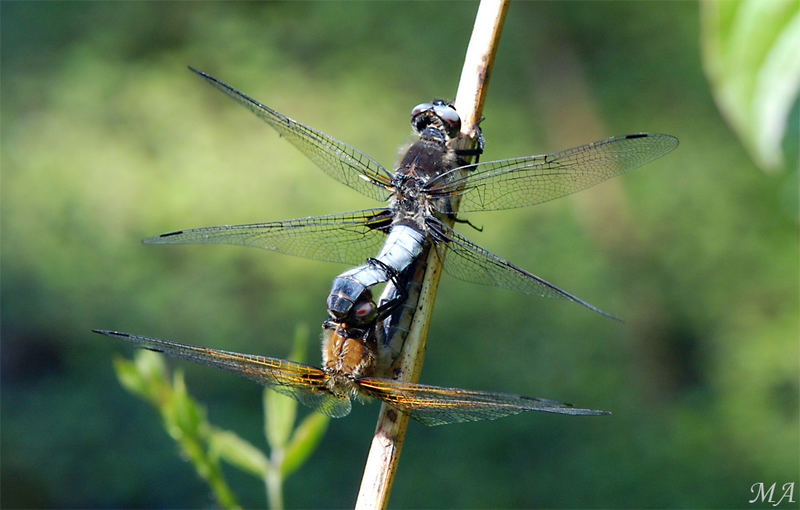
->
[[92, 329, 166, 353], [187, 66, 228, 90], [141, 230, 183, 244], [92, 329, 129, 338], [625, 132, 679, 149]]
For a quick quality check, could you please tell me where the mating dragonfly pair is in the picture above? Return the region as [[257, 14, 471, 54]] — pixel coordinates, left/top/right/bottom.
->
[[97, 67, 677, 425]]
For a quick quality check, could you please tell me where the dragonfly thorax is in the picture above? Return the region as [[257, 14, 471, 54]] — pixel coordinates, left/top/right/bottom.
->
[[321, 321, 377, 387], [390, 174, 429, 219], [390, 137, 459, 228]]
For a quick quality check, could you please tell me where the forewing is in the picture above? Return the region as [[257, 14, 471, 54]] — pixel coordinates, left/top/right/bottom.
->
[[94, 330, 352, 419], [427, 133, 678, 212], [433, 223, 620, 320], [144, 208, 392, 267], [190, 67, 393, 202], [357, 377, 609, 426]]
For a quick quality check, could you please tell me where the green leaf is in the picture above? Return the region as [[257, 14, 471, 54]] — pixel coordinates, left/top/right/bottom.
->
[[264, 389, 297, 451], [281, 412, 329, 478], [701, 0, 800, 172], [112, 356, 149, 398], [209, 428, 269, 478], [133, 348, 168, 383], [113, 351, 168, 403], [112, 352, 241, 509], [264, 325, 310, 449], [169, 371, 204, 435]]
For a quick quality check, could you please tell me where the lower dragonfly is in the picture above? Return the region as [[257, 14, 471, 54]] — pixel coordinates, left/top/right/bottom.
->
[[94, 294, 608, 426], [146, 68, 679, 322]]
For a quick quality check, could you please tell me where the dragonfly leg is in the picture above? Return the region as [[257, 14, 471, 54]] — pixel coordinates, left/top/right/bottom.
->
[[452, 215, 483, 232], [366, 258, 408, 320], [426, 217, 455, 244], [453, 124, 485, 163]]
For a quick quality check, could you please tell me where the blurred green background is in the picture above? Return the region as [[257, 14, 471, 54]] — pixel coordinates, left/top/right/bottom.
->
[[2, 2, 797, 508]]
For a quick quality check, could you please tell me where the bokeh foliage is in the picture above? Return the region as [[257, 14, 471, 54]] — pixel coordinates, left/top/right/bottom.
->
[[2, 2, 797, 508], [111, 325, 327, 509], [701, 0, 800, 172]]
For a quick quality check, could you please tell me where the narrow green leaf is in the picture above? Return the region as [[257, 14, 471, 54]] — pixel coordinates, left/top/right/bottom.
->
[[264, 325, 310, 449], [209, 428, 269, 478], [701, 0, 800, 172], [112, 356, 149, 399], [264, 389, 297, 451], [170, 371, 204, 434], [133, 348, 168, 383], [281, 412, 329, 478], [113, 351, 168, 403]]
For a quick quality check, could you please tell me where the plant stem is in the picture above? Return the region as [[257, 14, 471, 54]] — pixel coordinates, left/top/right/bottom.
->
[[354, 1, 509, 508], [265, 459, 284, 510]]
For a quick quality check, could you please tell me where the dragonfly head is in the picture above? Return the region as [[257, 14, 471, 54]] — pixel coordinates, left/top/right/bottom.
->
[[327, 286, 378, 325], [411, 99, 461, 140], [350, 296, 378, 323]]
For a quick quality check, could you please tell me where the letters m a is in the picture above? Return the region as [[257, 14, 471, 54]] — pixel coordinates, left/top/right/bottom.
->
[[749, 482, 796, 506]]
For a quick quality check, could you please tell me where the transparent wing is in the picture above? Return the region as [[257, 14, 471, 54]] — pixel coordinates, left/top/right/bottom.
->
[[144, 208, 392, 267], [94, 329, 352, 419], [433, 222, 620, 320], [356, 377, 609, 426], [427, 133, 678, 212], [190, 67, 393, 202]]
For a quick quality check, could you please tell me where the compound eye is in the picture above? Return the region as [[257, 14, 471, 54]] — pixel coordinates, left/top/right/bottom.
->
[[411, 102, 433, 118], [433, 104, 461, 136], [353, 300, 375, 319]]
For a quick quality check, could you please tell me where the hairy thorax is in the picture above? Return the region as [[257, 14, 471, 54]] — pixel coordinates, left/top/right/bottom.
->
[[390, 136, 460, 230], [321, 323, 377, 398]]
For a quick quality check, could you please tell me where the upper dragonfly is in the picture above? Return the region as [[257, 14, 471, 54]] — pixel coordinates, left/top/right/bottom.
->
[[148, 68, 678, 321], [93, 289, 608, 425]]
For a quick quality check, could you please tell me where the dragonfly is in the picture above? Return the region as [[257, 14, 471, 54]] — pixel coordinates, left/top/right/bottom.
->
[[148, 68, 678, 321], [94, 295, 608, 426]]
